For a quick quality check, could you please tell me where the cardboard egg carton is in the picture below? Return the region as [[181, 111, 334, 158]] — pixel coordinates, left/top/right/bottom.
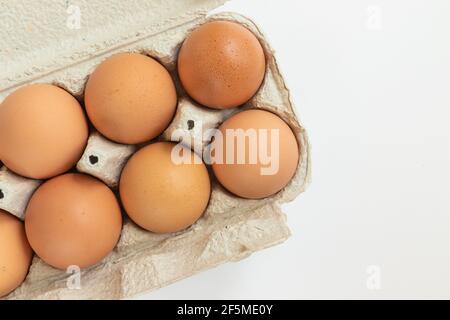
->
[[0, 0, 311, 299]]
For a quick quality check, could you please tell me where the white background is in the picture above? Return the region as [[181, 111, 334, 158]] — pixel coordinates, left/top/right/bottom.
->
[[139, 0, 450, 299]]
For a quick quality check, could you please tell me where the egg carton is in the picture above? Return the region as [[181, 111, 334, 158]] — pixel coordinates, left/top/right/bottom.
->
[[0, 0, 311, 299]]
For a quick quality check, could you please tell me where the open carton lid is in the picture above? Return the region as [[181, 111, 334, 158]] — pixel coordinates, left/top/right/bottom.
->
[[0, 0, 228, 93]]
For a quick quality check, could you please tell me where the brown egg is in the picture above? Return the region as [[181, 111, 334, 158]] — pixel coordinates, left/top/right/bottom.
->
[[85, 53, 177, 144], [0, 210, 33, 297], [0, 84, 88, 179], [211, 109, 299, 199], [25, 173, 122, 270], [120, 142, 210, 233], [178, 20, 266, 109]]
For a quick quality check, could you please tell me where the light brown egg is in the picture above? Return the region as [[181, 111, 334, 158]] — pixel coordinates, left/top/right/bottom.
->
[[85, 53, 177, 144], [211, 109, 299, 199], [0, 210, 33, 298], [25, 173, 122, 270], [178, 20, 266, 109], [0, 84, 88, 179], [120, 142, 210, 233]]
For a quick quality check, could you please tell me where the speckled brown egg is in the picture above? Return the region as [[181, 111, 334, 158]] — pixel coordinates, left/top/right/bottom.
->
[[25, 173, 122, 270], [212, 109, 299, 199], [0, 210, 33, 298], [178, 20, 266, 109], [85, 53, 177, 144], [119, 142, 210, 233], [0, 84, 88, 179]]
